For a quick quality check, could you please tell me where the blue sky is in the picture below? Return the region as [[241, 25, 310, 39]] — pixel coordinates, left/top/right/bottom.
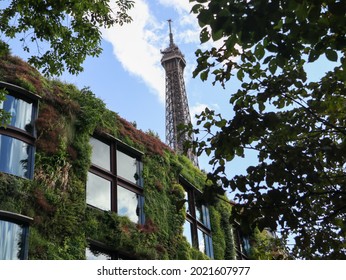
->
[[60, 0, 236, 174], [2, 0, 337, 195], [0, 0, 248, 196]]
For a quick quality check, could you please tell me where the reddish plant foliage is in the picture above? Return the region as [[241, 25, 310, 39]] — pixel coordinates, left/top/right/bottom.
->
[[34, 189, 55, 213], [43, 86, 80, 117], [137, 219, 158, 234], [0, 56, 44, 94], [67, 145, 78, 161], [117, 117, 172, 156], [155, 180, 164, 192], [35, 105, 63, 155]]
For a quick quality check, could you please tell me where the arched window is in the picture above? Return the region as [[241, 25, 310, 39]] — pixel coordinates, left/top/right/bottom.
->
[[0, 210, 33, 260], [0, 82, 40, 179]]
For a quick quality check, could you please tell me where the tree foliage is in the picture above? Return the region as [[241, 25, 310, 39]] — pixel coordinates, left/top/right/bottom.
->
[[0, 0, 134, 75], [190, 0, 346, 259]]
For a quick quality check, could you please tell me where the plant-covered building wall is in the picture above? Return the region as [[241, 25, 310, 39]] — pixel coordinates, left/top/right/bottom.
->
[[0, 51, 278, 260]]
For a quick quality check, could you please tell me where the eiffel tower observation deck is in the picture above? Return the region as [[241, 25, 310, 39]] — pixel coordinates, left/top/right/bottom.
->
[[161, 20, 198, 167]]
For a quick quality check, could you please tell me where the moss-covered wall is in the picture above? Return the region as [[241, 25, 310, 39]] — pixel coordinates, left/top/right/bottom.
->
[[0, 52, 242, 260]]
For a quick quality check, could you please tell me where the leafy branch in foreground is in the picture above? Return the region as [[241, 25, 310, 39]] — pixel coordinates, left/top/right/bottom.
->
[[0, 0, 134, 75], [189, 0, 346, 259]]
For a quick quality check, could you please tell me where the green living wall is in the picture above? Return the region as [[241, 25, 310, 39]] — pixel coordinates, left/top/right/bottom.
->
[[0, 51, 243, 260]]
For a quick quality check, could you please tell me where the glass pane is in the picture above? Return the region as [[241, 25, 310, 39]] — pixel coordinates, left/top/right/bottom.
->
[[0, 95, 33, 133], [0, 220, 23, 260], [183, 220, 193, 246], [85, 247, 111, 260], [197, 228, 206, 255], [90, 137, 110, 171], [196, 204, 203, 223], [184, 191, 190, 214], [196, 204, 210, 228], [0, 135, 30, 178], [86, 172, 111, 211], [116, 150, 138, 184], [117, 186, 140, 223]]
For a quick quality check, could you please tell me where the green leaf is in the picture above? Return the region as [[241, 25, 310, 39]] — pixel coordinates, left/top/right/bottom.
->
[[308, 5, 321, 21], [237, 69, 244, 81], [190, 4, 203, 14], [325, 49, 338, 62], [255, 43, 265, 60], [211, 29, 223, 41], [308, 49, 320, 62], [268, 60, 277, 74], [200, 70, 209, 81], [200, 27, 211, 43]]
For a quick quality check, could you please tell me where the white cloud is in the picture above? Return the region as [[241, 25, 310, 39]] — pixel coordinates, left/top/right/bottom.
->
[[158, 0, 192, 13], [102, 0, 202, 104], [102, 0, 166, 103]]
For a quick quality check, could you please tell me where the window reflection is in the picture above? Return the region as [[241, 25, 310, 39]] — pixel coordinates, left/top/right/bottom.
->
[[183, 220, 193, 246], [0, 95, 33, 133], [196, 204, 211, 229], [197, 228, 206, 254], [85, 247, 111, 260], [181, 176, 213, 258], [116, 150, 138, 184], [184, 191, 190, 214], [90, 137, 111, 171], [117, 186, 139, 223], [0, 134, 30, 178], [196, 205, 203, 223], [0, 220, 23, 260], [86, 172, 111, 211], [87, 136, 144, 224]]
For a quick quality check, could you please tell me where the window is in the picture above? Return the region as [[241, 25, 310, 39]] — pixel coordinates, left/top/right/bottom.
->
[[180, 176, 214, 258], [0, 210, 33, 260], [0, 81, 40, 179], [233, 222, 250, 260], [87, 136, 144, 224], [86, 240, 133, 260]]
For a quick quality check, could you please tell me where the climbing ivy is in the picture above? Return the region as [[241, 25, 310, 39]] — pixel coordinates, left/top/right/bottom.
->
[[0, 52, 277, 259]]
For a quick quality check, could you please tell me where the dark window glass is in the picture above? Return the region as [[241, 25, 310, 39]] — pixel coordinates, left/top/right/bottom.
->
[[86, 172, 111, 211], [116, 150, 138, 184], [90, 137, 110, 171], [0, 220, 23, 260], [0, 134, 31, 178], [0, 95, 33, 133], [180, 176, 213, 258]]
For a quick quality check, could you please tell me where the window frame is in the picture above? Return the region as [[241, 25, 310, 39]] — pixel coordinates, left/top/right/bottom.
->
[[0, 81, 40, 179], [233, 221, 250, 260], [0, 210, 33, 260], [87, 134, 145, 224], [180, 175, 214, 258]]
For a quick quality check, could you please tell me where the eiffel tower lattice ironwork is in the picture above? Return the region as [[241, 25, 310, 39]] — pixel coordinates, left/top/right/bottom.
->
[[161, 20, 198, 167]]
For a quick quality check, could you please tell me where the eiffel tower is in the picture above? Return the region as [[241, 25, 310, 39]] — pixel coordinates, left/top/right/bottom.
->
[[161, 20, 198, 167]]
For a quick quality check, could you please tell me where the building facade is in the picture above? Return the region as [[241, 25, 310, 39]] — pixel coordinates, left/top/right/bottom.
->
[[0, 52, 279, 260]]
